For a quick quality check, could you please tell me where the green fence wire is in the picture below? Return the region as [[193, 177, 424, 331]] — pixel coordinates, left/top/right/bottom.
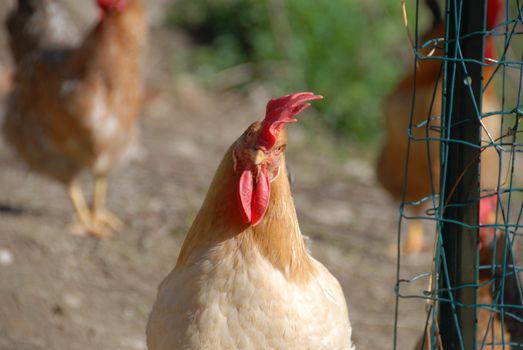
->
[[393, 0, 523, 348]]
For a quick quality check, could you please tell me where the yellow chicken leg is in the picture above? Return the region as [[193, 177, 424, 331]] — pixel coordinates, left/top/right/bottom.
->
[[402, 220, 426, 254], [67, 182, 110, 238], [68, 181, 93, 228], [91, 176, 123, 234]]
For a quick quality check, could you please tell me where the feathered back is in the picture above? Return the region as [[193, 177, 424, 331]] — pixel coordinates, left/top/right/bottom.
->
[[6, 0, 80, 63]]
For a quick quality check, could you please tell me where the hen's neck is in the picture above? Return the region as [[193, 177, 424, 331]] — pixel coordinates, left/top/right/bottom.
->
[[176, 144, 315, 283], [98, 1, 146, 45], [74, 1, 145, 70]]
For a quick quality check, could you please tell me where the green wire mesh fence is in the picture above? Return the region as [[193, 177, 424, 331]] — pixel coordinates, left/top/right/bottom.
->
[[393, 0, 523, 348]]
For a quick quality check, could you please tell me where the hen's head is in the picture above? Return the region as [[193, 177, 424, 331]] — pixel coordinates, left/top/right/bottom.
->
[[232, 92, 323, 226], [96, 0, 129, 13]]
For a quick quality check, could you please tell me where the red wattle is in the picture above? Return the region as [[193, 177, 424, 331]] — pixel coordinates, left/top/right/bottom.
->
[[251, 167, 271, 226], [239, 170, 253, 223], [238, 167, 271, 226]]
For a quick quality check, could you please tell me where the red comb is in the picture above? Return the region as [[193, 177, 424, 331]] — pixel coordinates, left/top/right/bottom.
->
[[258, 92, 323, 150], [485, 0, 502, 61], [487, 0, 502, 30]]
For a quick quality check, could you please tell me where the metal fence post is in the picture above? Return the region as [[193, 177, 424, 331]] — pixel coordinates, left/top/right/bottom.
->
[[439, 0, 486, 348]]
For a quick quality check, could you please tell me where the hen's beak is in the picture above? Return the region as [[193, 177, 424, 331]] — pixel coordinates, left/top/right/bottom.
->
[[253, 149, 266, 166], [252, 149, 268, 180]]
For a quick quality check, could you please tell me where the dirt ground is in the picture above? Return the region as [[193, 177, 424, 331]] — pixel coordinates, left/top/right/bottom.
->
[[0, 1, 444, 349]]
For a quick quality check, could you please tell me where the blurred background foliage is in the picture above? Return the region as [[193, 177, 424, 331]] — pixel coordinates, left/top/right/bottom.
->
[[166, 0, 419, 147]]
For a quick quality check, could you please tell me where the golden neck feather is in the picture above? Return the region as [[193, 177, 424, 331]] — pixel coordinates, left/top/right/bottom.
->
[[175, 144, 315, 283]]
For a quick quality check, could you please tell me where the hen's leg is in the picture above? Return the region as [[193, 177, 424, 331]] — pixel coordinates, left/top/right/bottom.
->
[[68, 181, 92, 227], [91, 176, 123, 233], [67, 181, 102, 236], [403, 220, 426, 254]]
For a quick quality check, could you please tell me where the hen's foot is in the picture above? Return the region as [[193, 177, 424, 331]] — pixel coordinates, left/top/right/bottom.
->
[[92, 209, 123, 233], [69, 217, 113, 238]]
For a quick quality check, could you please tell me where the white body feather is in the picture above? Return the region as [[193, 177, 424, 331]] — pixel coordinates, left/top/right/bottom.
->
[[146, 239, 354, 350]]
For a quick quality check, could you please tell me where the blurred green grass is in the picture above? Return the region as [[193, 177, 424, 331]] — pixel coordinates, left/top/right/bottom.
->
[[167, 0, 418, 146]]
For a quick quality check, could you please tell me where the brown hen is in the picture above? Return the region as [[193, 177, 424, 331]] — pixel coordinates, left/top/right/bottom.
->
[[377, 0, 502, 254], [146, 93, 354, 350], [2, 0, 147, 237]]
